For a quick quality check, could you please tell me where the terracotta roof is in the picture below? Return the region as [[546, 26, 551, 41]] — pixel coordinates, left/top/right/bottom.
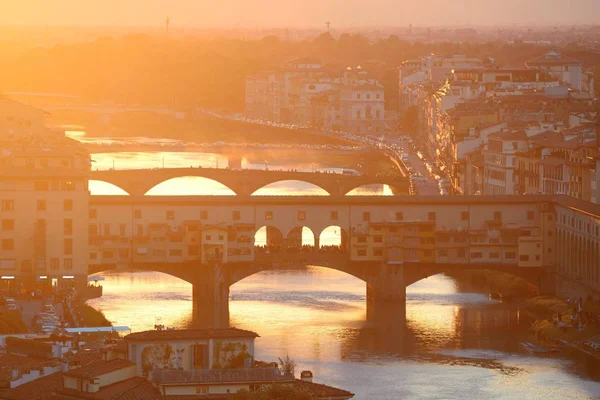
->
[[489, 130, 527, 141], [125, 328, 259, 342], [0, 354, 61, 389], [54, 377, 161, 400], [293, 379, 355, 398], [526, 52, 581, 66], [63, 359, 134, 380], [0, 371, 63, 400]]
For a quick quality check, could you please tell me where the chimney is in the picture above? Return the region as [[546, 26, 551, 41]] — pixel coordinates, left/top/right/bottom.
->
[[300, 370, 313, 383]]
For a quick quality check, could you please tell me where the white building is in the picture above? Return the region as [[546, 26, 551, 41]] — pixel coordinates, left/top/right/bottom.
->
[[526, 51, 583, 91]]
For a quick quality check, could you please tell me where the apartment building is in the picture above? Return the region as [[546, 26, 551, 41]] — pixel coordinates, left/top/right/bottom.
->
[[0, 98, 90, 292]]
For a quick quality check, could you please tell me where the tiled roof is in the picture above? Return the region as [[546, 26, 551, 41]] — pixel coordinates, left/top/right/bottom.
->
[[63, 359, 134, 380], [539, 157, 566, 167], [0, 371, 63, 400], [526, 52, 581, 66], [0, 354, 60, 389], [125, 328, 259, 342], [293, 379, 355, 398], [489, 130, 527, 141], [55, 377, 161, 400]]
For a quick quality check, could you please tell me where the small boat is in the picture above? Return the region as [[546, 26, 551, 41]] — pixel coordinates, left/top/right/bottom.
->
[[521, 342, 547, 354]]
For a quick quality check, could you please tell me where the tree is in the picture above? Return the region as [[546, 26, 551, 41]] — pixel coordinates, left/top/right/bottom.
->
[[278, 354, 297, 376]]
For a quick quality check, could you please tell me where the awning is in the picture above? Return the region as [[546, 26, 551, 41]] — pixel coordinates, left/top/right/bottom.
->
[[65, 326, 130, 334]]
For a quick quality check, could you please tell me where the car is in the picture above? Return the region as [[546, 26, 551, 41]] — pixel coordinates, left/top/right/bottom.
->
[[6, 304, 18, 312]]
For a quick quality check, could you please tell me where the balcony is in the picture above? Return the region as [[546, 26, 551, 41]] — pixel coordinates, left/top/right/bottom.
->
[[152, 367, 287, 384]]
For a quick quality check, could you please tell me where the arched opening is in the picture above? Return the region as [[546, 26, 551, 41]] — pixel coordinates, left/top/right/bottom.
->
[[319, 226, 348, 252], [254, 226, 285, 253], [286, 226, 316, 250], [345, 184, 394, 196], [86, 270, 192, 332], [251, 180, 329, 196], [89, 180, 130, 195], [145, 177, 237, 196]]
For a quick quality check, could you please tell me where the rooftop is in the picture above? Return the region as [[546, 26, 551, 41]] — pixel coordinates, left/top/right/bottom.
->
[[55, 377, 161, 400], [526, 51, 581, 66], [125, 328, 259, 342], [0, 371, 62, 400], [293, 379, 355, 398], [0, 354, 60, 389], [63, 359, 134, 380]]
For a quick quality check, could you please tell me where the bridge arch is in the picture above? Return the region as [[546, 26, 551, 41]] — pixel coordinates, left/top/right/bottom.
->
[[88, 180, 131, 195], [344, 183, 394, 196], [318, 226, 348, 249], [254, 225, 285, 249], [286, 226, 316, 249], [250, 180, 330, 196], [145, 177, 237, 196]]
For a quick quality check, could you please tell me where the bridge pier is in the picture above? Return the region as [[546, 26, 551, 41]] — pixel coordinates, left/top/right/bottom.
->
[[365, 264, 406, 325], [191, 262, 230, 329]]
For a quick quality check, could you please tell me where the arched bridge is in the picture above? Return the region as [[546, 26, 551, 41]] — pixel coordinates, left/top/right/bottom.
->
[[90, 167, 409, 196]]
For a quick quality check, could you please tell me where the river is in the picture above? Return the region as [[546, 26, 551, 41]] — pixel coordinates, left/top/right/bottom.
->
[[77, 130, 600, 399]]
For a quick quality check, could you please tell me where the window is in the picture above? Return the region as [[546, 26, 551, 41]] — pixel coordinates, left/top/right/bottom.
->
[[424, 250, 433, 257], [373, 248, 383, 256], [396, 212, 403, 221], [205, 235, 211, 241], [527, 211, 534, 220], [196, 387, 208, 394], [37, 200, 46, 211], [2, 239, 14, 251], [136, 224, 144, 236], [62, 181, 75, 191], [63, 199, 73, 211], [357, 249, 367, 256], [64, 259, 73, 270], [548, 230, 553, 237], [89, 224, 99, 236], [89, 208, 97, 218], [50, 258, 59, 270], [428, 212, 436, 222], [493, 211, 502, 221], [535, 255, 541, 261], [519, 255, 529, 262], [357, 236, 367, 243], [166, 210, 175, 220], [1, 220, 14, 231], [489, 238, 500, 244], [89, 253, 98, 260], [439, 250, 448, 257], [373, 236, 383, 243], [64, 219, 73, 235], [490, 252, 500, 259], [330, 211, 338, 220], [461, 211, 469, 221], [362, 212, 370, 222], [102, 250, 114, 259], [200, 210, 208, 220], [134, 210, 142, 219], [471, 252, 483, 259], [297, 211, 306, 221], [103, 224, 111, 236], [218, 235, 224, 241], [120, 224, 127, 236], [356, 110, 361, 119], [265, 211, 273, 220], [233, 211, 241, 221], [35, 181, 49, 191], [1, 200, 14, 211], [505, 252, 516, 259], [64, 239, 73, 255], [169, 249, 183, 257]]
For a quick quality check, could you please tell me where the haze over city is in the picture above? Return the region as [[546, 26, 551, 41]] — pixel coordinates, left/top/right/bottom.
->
[[1, 1, 600, 399], [2, 0, 600, 27]]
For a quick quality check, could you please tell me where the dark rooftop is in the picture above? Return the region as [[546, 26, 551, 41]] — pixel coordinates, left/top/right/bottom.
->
[[0, 371, 62, 400], [54, 377, 161, 400], [63, 359, 134, 380], [125, 328, 259, 342]]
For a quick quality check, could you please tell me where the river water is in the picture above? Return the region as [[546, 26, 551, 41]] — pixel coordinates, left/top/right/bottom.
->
[[78, 130, 600, 399]]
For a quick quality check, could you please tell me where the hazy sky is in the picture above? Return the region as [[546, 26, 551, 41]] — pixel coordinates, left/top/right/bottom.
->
[[1, 0, 599, 27]]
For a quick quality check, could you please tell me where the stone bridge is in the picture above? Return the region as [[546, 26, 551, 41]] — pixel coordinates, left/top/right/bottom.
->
[[90, 168, 409, 196], [88, 253, 544, 328]]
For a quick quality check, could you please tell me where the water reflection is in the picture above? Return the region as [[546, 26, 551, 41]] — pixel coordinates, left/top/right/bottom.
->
[[87, 268, 600, 399]]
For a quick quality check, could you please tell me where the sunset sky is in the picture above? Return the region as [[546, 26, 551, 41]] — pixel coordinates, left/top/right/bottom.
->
[[1, 0, 598, 27]]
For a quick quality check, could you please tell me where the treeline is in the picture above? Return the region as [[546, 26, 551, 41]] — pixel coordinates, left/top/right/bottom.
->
[[1, 33, 598, 111]]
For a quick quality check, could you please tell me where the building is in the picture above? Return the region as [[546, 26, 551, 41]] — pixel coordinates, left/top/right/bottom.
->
[[525, 50, 583, 91], [0, 98, 91, 293]]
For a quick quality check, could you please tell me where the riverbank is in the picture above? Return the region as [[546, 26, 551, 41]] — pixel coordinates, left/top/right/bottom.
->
[[50, 111, 352, 146]]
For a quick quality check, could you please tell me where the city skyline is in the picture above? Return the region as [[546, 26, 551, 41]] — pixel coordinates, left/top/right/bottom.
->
[[1, 0, 600, 28]]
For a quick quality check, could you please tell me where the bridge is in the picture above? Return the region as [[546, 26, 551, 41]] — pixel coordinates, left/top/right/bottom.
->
[[84, 194, 583, 327], [90, 167, 409, 196]]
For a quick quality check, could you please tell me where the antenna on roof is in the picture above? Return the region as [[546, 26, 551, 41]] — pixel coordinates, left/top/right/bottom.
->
[[325, 21, 331, 33], [165, 16, 170, 39]]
